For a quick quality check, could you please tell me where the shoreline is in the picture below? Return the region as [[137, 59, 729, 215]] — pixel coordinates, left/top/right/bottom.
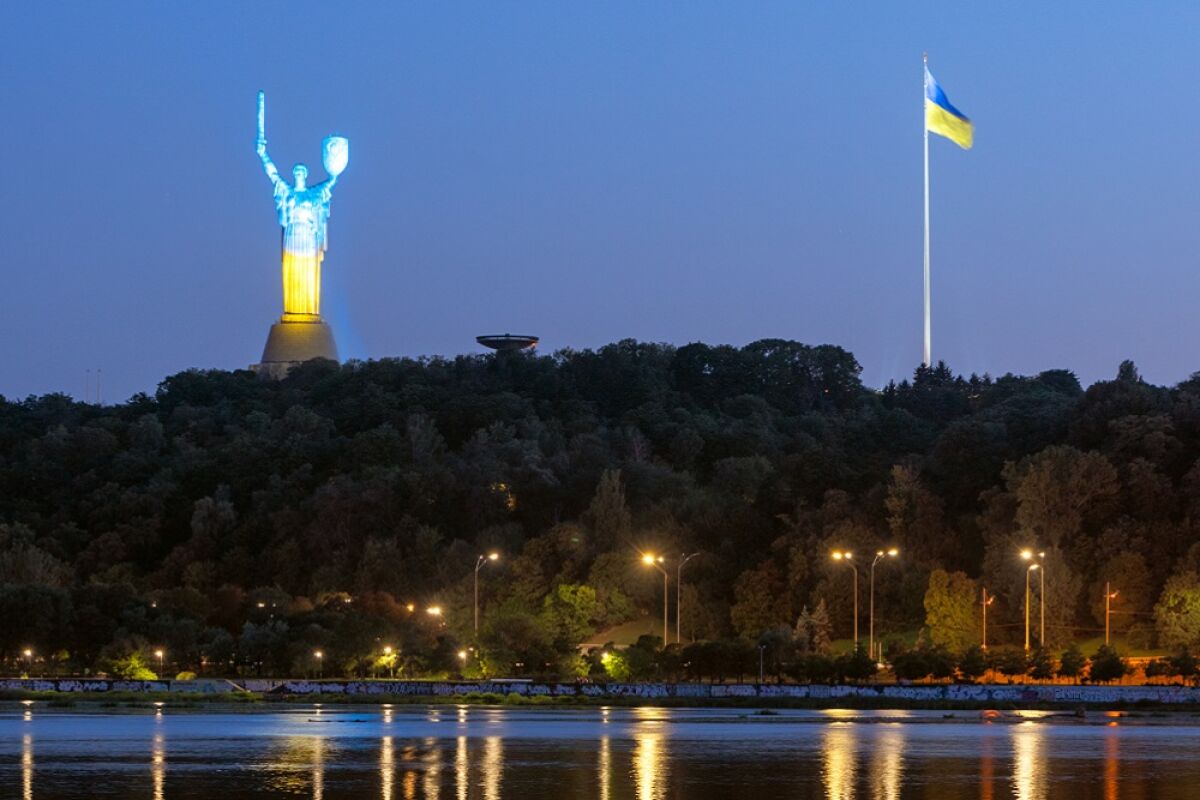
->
[[7, 687, 1200, 714]]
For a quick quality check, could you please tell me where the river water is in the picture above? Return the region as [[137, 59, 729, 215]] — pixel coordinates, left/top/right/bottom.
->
[[1, 705, 1198, 798]]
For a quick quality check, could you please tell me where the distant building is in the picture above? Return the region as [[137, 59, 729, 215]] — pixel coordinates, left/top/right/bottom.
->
[[476, 334, 539, 352]]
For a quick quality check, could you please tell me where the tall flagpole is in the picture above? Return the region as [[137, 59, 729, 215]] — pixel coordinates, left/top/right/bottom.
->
[[922, 52, 932, 367]]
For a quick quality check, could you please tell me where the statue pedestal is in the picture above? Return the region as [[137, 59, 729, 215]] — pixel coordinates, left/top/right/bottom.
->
[[251, 315, 338, 379]]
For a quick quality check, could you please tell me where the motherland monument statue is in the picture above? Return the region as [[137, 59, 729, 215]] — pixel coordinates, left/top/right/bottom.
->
[[251, 91, 349, 378]]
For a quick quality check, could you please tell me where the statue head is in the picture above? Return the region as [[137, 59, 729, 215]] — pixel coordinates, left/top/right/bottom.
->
[[292, 164, 308, 190]]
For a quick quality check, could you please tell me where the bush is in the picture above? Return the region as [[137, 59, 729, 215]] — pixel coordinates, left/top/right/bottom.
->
[[1168, 648, 1198, 684], [957, 646, 987, 683], [1028, 648, 1055, 681], [1088, 645, 1128, 683], [990, 648, 1030, 681], [174, 671, 197, 681], [838, 646, 877, 683], [786, 654, 837, 684], [891, 650, 930, 681], [1057, 644, 1086, 680]]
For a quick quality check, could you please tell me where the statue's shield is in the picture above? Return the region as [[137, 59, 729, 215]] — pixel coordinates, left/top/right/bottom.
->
[[323, 136, 349, 177]]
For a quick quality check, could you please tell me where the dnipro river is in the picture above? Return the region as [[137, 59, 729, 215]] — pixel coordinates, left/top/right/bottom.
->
[[2, 705, 1199, 799]]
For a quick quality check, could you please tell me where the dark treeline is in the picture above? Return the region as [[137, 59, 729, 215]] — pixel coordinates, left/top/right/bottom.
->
[[3, 339, 1200, 679]]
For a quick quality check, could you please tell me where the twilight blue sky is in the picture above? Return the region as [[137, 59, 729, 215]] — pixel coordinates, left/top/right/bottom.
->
[[2, 2, 1198, 402]]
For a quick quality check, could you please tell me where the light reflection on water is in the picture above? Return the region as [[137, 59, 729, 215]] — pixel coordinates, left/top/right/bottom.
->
[[822, 724, 857, 800], [6, 707, 1200, 799], [1012, 722, 1047, 800], [869, 727, 903, 800]]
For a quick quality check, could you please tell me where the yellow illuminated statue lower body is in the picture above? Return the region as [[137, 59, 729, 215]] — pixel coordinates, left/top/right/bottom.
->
[[281, 249, 323, 318], [252, 227, 338, 378]]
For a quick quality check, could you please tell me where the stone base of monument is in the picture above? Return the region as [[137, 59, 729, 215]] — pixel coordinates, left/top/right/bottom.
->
[[251, 315, 339, 379]]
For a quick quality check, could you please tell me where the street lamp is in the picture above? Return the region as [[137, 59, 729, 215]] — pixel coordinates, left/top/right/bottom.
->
[[1022, 558, 1040, 651], [869, 548, 898, 660], [313, 650, 324, 679], [676, 552, 700, 644], [154, 649, 165, 676], [641, 553, 669, 643], [22, 648, 32, 676], [426, 606, 443, 617], [831, 551, 859, 645], [981, 587, 995, 649], [382, 645, 394, 678], [474, 552, 500, 635], [1105, 582, 1119, 645], [1021, 549, 1046, 648], [457, 650, 468, 671]]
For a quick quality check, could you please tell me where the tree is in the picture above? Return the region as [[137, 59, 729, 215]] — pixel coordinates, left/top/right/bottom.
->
[[540, 583, 598, 650], [1003, 446, 1119, 548], [958, 646, 988, 683], [1090, 552, 1152, 636], [585, 470, 631, 551], [839, 645, 878, 683], [1168, 649, 1199, 685], [890, 649, 930, 682], [1155, 572, 1200, 650], [1058, 644, 1087, 681], [731, 562, 791, 639], [991, 648, 1030, 682], [1028, 648, 1055, 681], [1089, 645, 1129, 683], [809, 599, 832, 654], [923, 570, 979, 654]]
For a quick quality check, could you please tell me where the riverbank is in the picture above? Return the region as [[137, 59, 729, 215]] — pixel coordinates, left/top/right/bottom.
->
[[4, 677, 1200, 710]]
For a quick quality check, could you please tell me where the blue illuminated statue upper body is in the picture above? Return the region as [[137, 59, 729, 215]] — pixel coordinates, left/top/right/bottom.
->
[[255, 91, 348, 254]]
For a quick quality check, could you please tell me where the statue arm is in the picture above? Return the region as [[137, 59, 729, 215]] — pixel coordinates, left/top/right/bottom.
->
[[256, 91, 286, 192], [259, 147, 285, 191]]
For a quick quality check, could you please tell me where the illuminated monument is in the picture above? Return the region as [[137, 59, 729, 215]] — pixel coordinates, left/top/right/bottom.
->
[[252, 91, 348, 378]]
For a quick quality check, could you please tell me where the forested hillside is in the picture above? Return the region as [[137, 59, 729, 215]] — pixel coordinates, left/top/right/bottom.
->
[[3, 340, 1200, 678]]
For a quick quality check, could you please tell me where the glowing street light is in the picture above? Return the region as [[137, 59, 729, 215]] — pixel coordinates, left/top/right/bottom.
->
[[869, 548, 899, 660], [676, 552, 700, 644], [1105, 582, 1119, 645], [641, 553, 669, 642], [381, 645, 395, 678], [313, 650, 324, 679], [831, 551, 859, 644], [426, 606, 443, 617], [981, 587, 995, 649], [154, 649, 165, 676], [474, 552, 500, 635]]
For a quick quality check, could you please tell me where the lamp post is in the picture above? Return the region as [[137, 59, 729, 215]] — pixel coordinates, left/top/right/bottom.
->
[[1021, 549, 1046, 648], [869, 548, 898, 660], [676, 552, 700, 644], [981, 587, 995, 649], [382, 645, 394, 678], [22, 648, 32, 676], [1022, 558, 1040, 651], [641, 553, 669, 643], [758, 644, 766, 684], [1105, 582, 1119, 645], [313, 650, 324, 679], [831, 551, 859, 645], [154, 649, 165, 677], [474, 552, 500, 635]]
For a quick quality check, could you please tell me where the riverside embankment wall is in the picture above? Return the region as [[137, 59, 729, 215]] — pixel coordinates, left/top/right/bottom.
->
[[4, 678, 1200, 705]]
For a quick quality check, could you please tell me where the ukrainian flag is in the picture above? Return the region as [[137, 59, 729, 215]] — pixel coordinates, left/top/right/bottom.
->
[[925, 68, 973, 149]]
